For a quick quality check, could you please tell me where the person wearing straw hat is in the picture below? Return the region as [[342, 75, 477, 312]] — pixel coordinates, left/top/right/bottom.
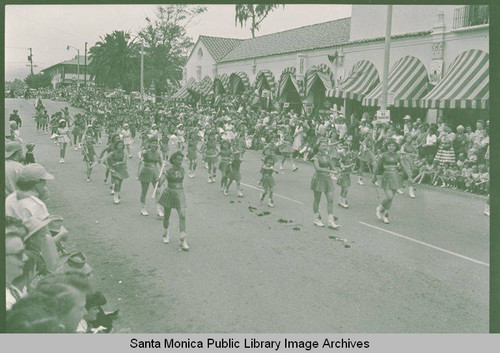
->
[[5, 141, 25, 196], [372, 139, 412, 224]]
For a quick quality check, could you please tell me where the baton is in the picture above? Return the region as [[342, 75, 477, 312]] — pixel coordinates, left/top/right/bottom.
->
[[151, 163, 166, 199]]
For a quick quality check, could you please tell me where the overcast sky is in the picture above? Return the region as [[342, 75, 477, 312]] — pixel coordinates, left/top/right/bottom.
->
[[5, 4, 352, 81]]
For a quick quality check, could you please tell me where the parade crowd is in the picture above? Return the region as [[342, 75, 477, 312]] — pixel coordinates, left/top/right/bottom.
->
[[5, 85, 490, 332], [6, 108, 117, 333]]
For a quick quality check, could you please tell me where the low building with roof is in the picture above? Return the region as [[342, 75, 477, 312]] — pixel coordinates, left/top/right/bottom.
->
[[177, 4, 489, 124], [41, 55, 94, 89]]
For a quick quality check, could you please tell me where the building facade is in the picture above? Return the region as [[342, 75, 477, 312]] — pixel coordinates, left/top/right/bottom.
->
[[178, 4, 489, 123], [41, 55, 94, 89]]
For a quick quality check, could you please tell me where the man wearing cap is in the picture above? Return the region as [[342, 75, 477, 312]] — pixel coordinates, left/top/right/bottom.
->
[[5, 163, 54, 221], [5, 141, 25, 196]]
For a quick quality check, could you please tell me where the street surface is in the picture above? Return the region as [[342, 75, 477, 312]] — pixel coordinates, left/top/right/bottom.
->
[[5, 98, 489, 333]]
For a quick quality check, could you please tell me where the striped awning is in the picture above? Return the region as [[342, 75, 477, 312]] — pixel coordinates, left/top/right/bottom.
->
[[255, 69, 277, 95], [305, 63, 335, 97], [362, 56, 429, 108], [171, 77, 197, 101], [188, 76, 213, 97], [277, 67, 300, 98], [229, 71, 250, 95], [213, 73, 230, 95], [326, 60, 380, 101], [420, 49, 488, 109]]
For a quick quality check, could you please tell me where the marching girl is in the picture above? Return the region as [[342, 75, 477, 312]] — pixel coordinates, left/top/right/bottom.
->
[[82, 126, 98, 182], [159, 127, 170, 163], [202, 133, 218, 183], [52, 119, 72, 164], [218, 140, 232, 192], [186, 129, 200, 178], [99, 133, 121, 186], [260, 155, 278, 207], [103, 140, 130, 204], [225, 149, 244, 197], [121, 123, 134, 158], [310, 138, 340, 229], [138, 138, 164, 217], [157, 151, 189, 251], [337, 144, 356, 209], [372, 139, 412, 224], [71, 114, 84, 150], [400, 135, 417, 198], [357, 132, 375, 186], [279, 127, 298, 172]]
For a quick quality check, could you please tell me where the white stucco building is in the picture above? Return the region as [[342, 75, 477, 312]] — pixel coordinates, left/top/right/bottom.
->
[[177, 4, 489, 124]]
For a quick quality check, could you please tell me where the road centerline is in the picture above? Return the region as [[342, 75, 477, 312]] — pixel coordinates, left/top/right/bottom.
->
[[359, 221, 489, 267], [241, 182, 305, 205]]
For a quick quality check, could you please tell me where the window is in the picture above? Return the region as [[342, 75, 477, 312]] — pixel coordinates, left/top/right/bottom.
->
[[197, 48, 203, 59], [453, 5, 489, 29], [196, 66, 202, 81], [182, 68, 187, 81]]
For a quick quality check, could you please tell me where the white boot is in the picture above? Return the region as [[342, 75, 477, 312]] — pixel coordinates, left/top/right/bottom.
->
[[383, 211, 390, 224], [113, 194, 120, 204], [156, 204, 164, 217], [397, 188, 404, 194], [376, 205, 384, 220], [409, 186, 416, 198], [314, 213, 325, 227], [327, 214, 340, 229], [357, 177, 365, 186], [180, 232, 189, 251], [237, 189, 244, 197], [162, 230, 170, 243], [484, 204, 490, 217]]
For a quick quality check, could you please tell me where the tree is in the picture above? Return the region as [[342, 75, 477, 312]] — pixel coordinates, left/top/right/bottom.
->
[[24, 73, 52, 89], [138, 5, 207, 101], [235, 4, 285, 38], [88, 30, 140, 92]]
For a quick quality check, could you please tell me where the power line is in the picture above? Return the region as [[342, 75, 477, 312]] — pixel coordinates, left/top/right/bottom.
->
[[9, 12, 88, 41]]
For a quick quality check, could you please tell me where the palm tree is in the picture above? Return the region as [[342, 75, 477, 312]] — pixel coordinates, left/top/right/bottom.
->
[[235, 4, 285, 38], [88, 31, 140, 92]]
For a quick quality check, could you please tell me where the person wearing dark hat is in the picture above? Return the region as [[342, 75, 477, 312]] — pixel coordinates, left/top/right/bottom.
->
[[5, 141, 25, 196], [372, 139, 412, 224], [24, 143, 36, 164], [10, 109, 22, 128]]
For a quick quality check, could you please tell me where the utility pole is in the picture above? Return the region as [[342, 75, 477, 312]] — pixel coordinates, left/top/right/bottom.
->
[[84, 42, 88, 87], [140, 41, 144, 110], [380, 5, 393, 111], [28, 48, 33, 75]]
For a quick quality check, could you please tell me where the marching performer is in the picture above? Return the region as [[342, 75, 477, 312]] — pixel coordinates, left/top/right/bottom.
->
[[138, 138, 163, 216], [225, 149, 244, 197], [372, 139, 412, 224], [186, 129, 199, 178], [158, 151, 189, 251], [310, 138, 340, 229], [82, 125, 98, 182], [121, 123, 134, 158], [218, 140, 232, 192], [52, 119, 72, 164], [259, 155, 278, 207], [202, 133, 218, 183], [278, 127, 298, 172], [337, 144, 356, 208], [103, 140, 129, 204], [400, 135, 417, 198]]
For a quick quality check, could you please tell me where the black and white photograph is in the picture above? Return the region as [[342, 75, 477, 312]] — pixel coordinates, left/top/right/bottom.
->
[[4, 2, 491, 337]]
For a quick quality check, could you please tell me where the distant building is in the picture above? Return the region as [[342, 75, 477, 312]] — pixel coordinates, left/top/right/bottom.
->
[[41, 55, 94, 88]]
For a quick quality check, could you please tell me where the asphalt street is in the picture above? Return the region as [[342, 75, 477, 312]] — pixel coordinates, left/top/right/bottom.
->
[[6, 98, 489, 333]]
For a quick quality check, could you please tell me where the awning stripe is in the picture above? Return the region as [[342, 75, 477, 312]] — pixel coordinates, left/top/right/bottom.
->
[[278, 67, 299, 98], [421, 49, 488, 109], [255, 69, 277, 95], [305, 63, 334, 96], [362, 56, 429, 107], [326, 60, 379, 100], [172, 77, 197, 101]]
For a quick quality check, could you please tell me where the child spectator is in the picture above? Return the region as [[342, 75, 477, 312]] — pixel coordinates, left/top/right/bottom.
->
[[25, 143, 36, 164]]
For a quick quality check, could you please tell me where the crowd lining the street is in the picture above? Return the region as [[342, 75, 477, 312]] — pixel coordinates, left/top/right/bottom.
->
[[4, 85, 490, 332]]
